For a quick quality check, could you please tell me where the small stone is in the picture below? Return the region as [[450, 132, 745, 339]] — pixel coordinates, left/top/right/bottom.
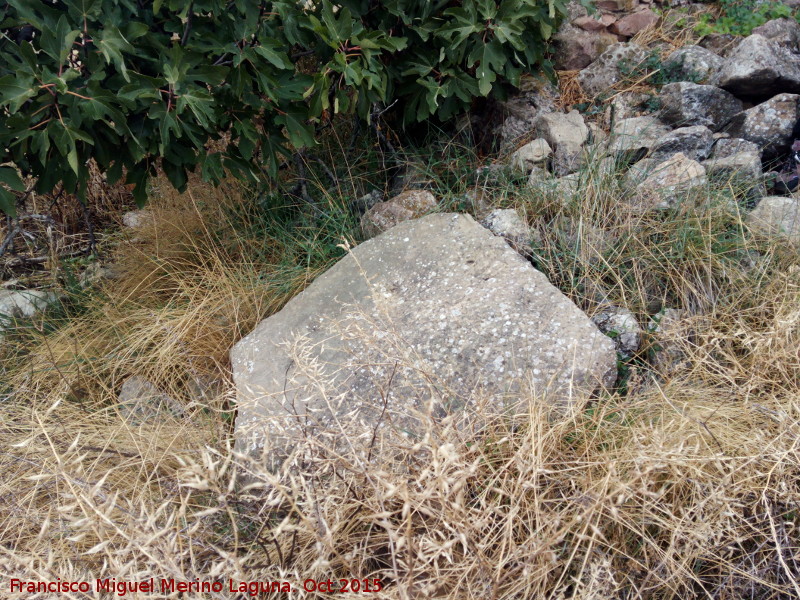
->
[[553, 24, 619, 71], [658, 82, 743, 131], [631, 153, 707, 210], [711, 138, 761, 159], [710, 34, 800, 98], [609, 9, 659, 37], [535, 110, 589, 154], [510, 138, 553, 171], [480, 209, 536, 254], [361, 190, 437, 237], [578, 43, 649, 97], [724, 93, 800, 160], [747, 196, 800, 242], [121, 210, 153, 229], [592, 306, 642, 358], [609, 116, 671, 156], [117, 376, 185, 425], [703, 151, 765, 202], [649, 125, 714, 163], [663, 45, 724, 83]]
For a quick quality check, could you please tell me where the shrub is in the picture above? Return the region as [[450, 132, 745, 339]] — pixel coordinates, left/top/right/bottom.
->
[[0, 0, 573, 214], [694, 0, 797, 37]]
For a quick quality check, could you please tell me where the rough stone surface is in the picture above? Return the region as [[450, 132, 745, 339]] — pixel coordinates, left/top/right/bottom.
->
[[121, 210, 153, 229], [747, 196, 800, 241], [553, 24, 618, 71], [663, 45, 724, 83], [552, 146, 584, 176], [117, 376, 185, 425], [710, 34, 800, 97], [480, 209, 536, 254], [0, 289, 55, 321], [609, 116, 671, 155], [609, 9, 659, 37], [703, 151, 765, 201], [573, 15, 612, 32], [578, 43, 648, 97], [596, 0, 638, 10], [231, 214, 617, 465], [527, 165, 551, 186], [611, 92, 653, 121], [510, 138, 552, 171], [535, 110, 589, 155], [711, 137, 761, 159], [751, 18, 800, 51], [724, 93, 800, 159], [361, 190, 437, 237], [659, 82, 743, 131], [499, 77, 561, 149], [649, 125, 714, 163], [629, 153, 707, 210], [592, 306, 642, 358], [698, 33, 739, 57]]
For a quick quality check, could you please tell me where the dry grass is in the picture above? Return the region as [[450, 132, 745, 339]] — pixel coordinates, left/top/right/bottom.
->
[[2, 144, 800, 599]]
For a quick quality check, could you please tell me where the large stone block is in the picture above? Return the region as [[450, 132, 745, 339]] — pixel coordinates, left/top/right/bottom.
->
[[231, 214, 617, 466]]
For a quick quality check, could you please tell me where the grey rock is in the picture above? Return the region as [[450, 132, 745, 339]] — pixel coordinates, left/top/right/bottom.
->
[[659, 82, 743, 131], [711, 137, 761, 159], [361, 190, 437, 238], [121, 210, 153, 229], [480, 209, 536, 254], [0, 289, 55, 321], [724, 93, 800, 160], [609, 116, 671, 155], [578, 43, 649, 97], [703, 151, 765, 201], [553, 24, 619, 71], [611, 92, 653, 121], [698, 33, 740, 57], [350, 190, 383, 215], [629, 153, 707, 210], [711, 34, 800, 97], [592, 306, 642, 358], [117, 376, 185, 425], [649, 125, 714, 162], [231, 214, 617, 466], [663, 45, 724, 83], [751, 17, 800, 51], [535, 110, 589, 155], [509, 138, 552, 171], [527, 165, 551, 187], [748, 196, 800, 241], [499, 77, 561, 149]]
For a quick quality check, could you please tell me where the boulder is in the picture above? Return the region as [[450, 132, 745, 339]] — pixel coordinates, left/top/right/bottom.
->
[[480, 209, 537, 254], [578, 43, 648, 97], [747, 196, 800, 242], [592, 306, 642, 358], [553, 24, 619, 71], [609, 116, 671, 156], [231, 214, 617, 466], [711, 137, 761, 159], [609, 9, 659, 37], [611, 91, 653, 121], [710, 34, 800, 98], [725, 94, 800, 160], [509, 138, 552, 172], [552, 146, 584, 176], [629, 153, 707, 210], [649, 125, 714, 163], [361, 190, 437, 237], [573, 15, 615, 32], [751, 17, 800, 51], [658, 82, 743, 131], [663, 45, 724, 83]]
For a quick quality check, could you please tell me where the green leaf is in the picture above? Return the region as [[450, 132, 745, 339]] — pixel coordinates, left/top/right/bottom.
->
[[0, 168, 26, 192], [0, 189, 17, 217], [40, 15, 80, 63], [276, 110, 316, 148], [96, 26, 134, 82], [254, 41, 294, 70], [0, 75, 38, 112]]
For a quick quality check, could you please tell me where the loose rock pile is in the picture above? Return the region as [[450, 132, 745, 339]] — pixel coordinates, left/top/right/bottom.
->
[[503, 16, 800, 237]]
